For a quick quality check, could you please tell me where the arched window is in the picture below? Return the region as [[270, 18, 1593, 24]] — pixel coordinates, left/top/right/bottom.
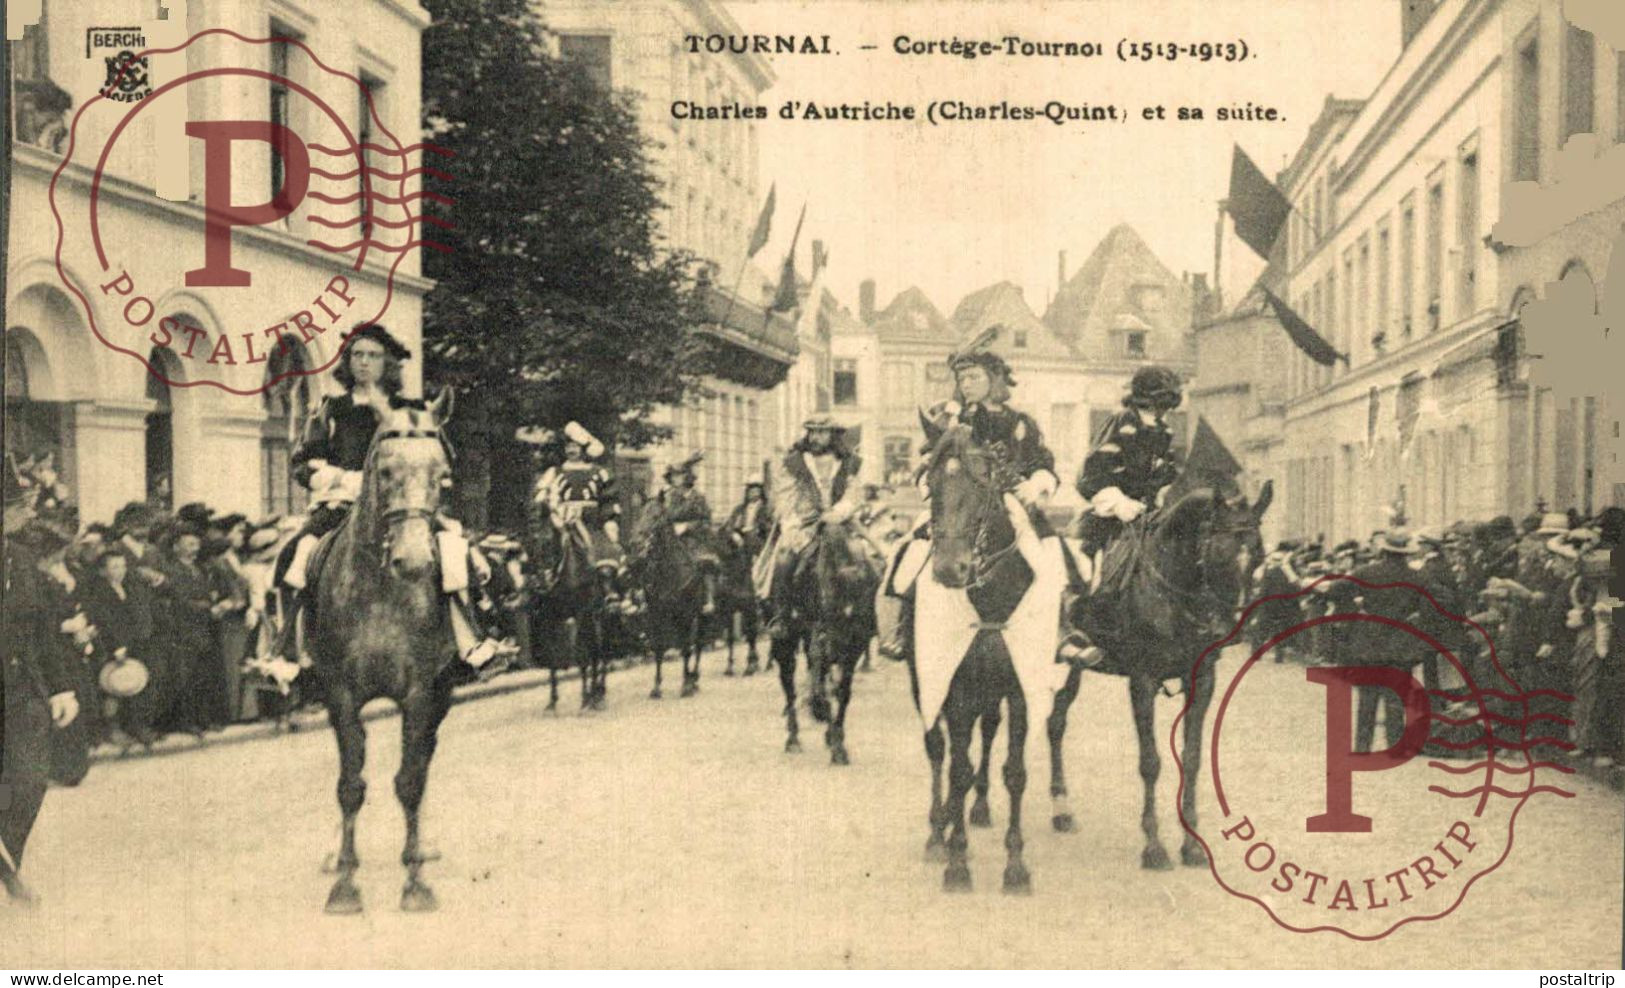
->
[[261, 336, 314, 517], [144, 347, 174, 510], [4, 331, 65, 470]]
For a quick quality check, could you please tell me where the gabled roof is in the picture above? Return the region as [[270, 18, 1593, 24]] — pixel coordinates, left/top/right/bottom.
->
[[950, 280, 1071, 359], [873, 286, 953, 342]]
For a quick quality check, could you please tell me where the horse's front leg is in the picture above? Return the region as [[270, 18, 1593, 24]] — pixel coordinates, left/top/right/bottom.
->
[[923, 721, 948, 860], [826, 637, 856, 765], [680, 614, 701, 697], [1001, 688, 1031, 894], [808, 631, 832, 725], [742, 602, 761, 676], [324, 694, 366, 914], [1179, 664, 1217, 867], [724, 609, 737, 676], [396, 685, 452, 912], [1048, 664, 1085, 832], [774, 632, 800, 752], [969, 699, 1002, 828], [941, 702, 977, 892], [1129, 675, 1172, 870]]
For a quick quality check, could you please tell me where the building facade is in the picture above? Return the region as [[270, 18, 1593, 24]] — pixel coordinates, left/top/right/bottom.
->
[[832, 225, 1202, 506], [538, 0, 799, 513], [5, 0, 432, 527], [1201, 0, 1623, 547]]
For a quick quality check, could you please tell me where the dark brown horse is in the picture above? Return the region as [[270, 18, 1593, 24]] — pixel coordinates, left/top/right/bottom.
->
[[528, 502, 614, 712], [304, 391, 461, 914], [625, 498, 707, 698], [718, 530, 765, 677], [908, 420, 1045, 893], [1048, 481, 1270, 868], [771, 521, 879, 762]]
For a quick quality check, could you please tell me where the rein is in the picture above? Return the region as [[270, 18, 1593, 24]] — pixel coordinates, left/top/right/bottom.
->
[[1146, 512, 1256, 636], [361, 421, 446, 571]]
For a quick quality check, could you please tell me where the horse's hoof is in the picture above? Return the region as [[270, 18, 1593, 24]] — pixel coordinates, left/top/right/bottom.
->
[[785, 736, 802, 753], [830, 746, 850, 766], [320, 853, 340, 874], [649, 689, 663, 700], [724, 667, 736, 677], [680, 683, 697, 698], [1051, 813, 1077, 834], [923, 837, 948, 863], [1002, 864, 1033, 895], [969, 800, 993, 828], [809, 696, 831, 724], [1141, 844, 1175, 871], [324, 881, 363, 915], [1180, 842, 1208, 868], [400, 881, 438, 913], [943, 863, 973, 893], [742, 663, 758, 677]]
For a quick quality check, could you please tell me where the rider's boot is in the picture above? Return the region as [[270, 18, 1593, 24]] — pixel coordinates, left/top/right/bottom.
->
[[1055, 542, 1106, 668], [876, 591, 913, 662]]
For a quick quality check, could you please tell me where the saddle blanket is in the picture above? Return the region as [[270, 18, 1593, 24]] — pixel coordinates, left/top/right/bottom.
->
[[914, 534, 1072, 736]]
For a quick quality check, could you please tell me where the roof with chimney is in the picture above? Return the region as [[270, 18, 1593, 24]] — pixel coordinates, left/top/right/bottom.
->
[[1041, 223, 1195, 364], [950, 281, 1072, 359]]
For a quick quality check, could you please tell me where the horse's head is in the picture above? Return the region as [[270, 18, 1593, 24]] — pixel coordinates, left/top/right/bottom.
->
[[921, 413, 1007, 590], [813, 522, 878, 620], [1161, 480, 1273, 622], [365, 388, 454, 579]]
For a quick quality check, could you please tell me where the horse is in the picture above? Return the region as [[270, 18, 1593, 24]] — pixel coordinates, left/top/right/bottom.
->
[[527, 501, 614, 712], [302, 390, 462, 914], [716, 529, 765, 677], [907, 418, 1067, 894], [771, 521, 879, 762], [1047, 480, 1271, 869], [625, 498, 707, 698]]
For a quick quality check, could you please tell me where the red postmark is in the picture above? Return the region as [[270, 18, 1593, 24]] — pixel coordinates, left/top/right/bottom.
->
[[1175, 573, 1575, 939], [48, 28, 452, 396]]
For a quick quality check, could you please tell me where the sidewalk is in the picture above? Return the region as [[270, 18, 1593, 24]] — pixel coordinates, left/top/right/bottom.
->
[[83, 651, 690, 765]]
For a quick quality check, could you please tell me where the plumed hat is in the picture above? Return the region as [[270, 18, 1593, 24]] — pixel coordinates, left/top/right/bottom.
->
[[664, 450, 704, 479], [562, 421, 606, 459], [947, 324, 1016, 386]]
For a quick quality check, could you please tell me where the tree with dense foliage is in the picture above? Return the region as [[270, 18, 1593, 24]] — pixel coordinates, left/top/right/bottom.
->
[[419, 0, 709, 526]]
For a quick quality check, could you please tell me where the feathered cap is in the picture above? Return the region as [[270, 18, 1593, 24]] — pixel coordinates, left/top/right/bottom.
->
[[664, 450, 704, 480], [562, 421, 606, 459], [947, 324, 1015, 386]]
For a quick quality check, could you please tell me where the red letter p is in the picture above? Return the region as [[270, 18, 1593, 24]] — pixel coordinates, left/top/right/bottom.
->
[[185, 121, 310, 287], [1305, 665, 1431, 833]]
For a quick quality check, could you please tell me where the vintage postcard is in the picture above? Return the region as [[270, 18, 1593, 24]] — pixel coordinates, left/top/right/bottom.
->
[[2, 0, 1622, 973]]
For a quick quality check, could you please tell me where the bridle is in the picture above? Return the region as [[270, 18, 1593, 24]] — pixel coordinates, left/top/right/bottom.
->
[[1154, 507, 1260, 635], [364, 422, 448, 563], [928, 434, 1020, 590]]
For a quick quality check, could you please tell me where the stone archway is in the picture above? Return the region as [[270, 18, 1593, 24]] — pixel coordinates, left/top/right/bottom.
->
[[5, 280, 96, 496]]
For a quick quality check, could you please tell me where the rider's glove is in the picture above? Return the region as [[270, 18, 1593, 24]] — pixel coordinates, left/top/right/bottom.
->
[[1013, 470, 1058, 507], [1091, 486, 1145, 522]]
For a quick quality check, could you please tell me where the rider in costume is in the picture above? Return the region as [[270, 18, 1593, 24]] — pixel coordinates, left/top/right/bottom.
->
[[874, 325, 1063, 661], [1057, 365, 1184, 665], [532, 421, 626, 582], [657, 453, 720, 615], [268, 323, 509, 682], [761, 416, 864, 639]]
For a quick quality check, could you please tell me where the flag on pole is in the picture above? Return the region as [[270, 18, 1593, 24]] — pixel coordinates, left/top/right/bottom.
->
[[768, 203, 807, 314], [1226, 144, 1293, 261], [811, 240, 829, 279], [1170, 416, 1244, 500], [746, 184, 776, 259], [1260, 287, 1345, 367]]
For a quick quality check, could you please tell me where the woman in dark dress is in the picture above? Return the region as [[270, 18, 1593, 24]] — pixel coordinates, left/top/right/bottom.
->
[[80, 548, 162, 748], [207, 515, 253, 723]]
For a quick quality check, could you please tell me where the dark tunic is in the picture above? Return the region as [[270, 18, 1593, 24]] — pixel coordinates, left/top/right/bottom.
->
[[1077, 406, 1178, 504], [929, 401, 1055, 493]]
